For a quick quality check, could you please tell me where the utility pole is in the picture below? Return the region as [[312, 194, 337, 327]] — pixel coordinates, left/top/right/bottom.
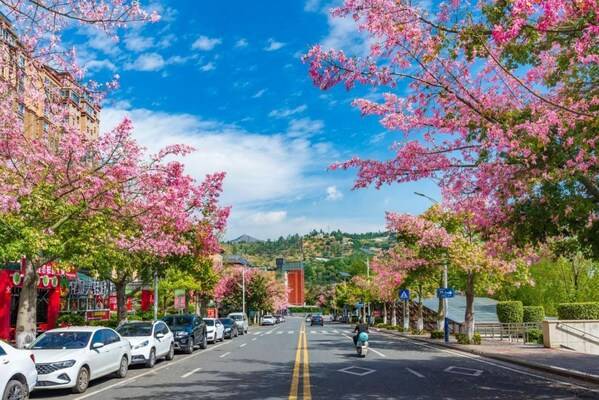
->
[[242, 264, 246, 317]]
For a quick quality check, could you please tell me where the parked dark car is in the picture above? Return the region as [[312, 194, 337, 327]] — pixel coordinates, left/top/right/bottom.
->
[[162, 314, 207, 354], [310, 314, 324, 326], [218, 318, 238, 339]]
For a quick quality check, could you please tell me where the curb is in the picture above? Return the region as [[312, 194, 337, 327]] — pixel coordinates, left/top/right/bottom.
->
[[374, 328, 599, 385]]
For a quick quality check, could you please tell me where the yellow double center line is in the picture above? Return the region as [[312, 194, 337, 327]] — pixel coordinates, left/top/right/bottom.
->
[[289, 324, 311, 400]]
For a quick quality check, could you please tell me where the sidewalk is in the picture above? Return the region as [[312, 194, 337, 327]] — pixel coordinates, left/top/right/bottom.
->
[[375, 328, 599, 384]]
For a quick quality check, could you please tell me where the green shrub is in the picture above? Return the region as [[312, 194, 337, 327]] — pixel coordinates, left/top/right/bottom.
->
[[430, 330, 444, 339], [472, 332, 482, 345], [88, 315, 119, 328], [288, 306, 323, 314], [557, 302, 599, 320], [455, 333, 469, 344], [526, 328, 543, 344], [523, 306, 545, 322], [496, 301, 524, 323], [57, 312, 85, 326]]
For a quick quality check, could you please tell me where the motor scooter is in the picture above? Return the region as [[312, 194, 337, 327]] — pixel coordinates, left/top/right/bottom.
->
[[356, 331, 369, 357]]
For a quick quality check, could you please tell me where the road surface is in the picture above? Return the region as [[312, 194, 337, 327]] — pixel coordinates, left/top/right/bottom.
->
[[30, 317, 599, 399]]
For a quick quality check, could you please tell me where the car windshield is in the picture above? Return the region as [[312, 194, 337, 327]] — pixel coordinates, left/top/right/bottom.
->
[[219, 318, 233, 326], [229, 315, 242, 321], [204, 319, 214, 326], [117, 323, 152, 337], [31, 331, 91, 349], [163, 316, 192, 326]]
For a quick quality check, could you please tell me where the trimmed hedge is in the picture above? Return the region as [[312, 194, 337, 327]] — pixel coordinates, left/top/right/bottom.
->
[[430, 330, 444, 339], [455, 332, 482, 345], [496, 301, 523, 323], [288, 306, 323, 314], [523, 306, 545, 322], [557, 302, 599, 320]]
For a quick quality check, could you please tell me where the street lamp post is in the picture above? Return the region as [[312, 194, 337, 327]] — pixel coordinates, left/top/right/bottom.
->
[[414, 192, 449, 342], [153, 270, 158, 321]]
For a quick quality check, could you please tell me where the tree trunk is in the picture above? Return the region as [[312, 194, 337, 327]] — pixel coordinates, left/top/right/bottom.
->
[[115, 280, 128, 323], [417, 284, 424, 332], [195, 293, 201, 316], [391, 302, 397, 326], [383, 302, 388, 324], [16, 260, 38, 348], [464, 271, 476, 340], [437, 296, 444, 331]]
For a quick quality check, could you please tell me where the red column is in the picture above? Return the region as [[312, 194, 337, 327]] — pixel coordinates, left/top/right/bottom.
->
[[47, 287, 60, 330], [0, 271, 12, 340]]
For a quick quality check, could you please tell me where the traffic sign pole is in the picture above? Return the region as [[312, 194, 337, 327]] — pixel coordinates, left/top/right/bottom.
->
[[443, 264, 449, 343]]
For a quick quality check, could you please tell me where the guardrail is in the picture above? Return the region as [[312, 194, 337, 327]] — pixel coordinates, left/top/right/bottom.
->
[[556, 322, 599, 345], [475, 322, 542, 343]]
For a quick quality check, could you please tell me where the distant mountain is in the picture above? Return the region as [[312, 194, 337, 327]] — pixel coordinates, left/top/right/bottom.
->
[[230, 234, 262, 244]]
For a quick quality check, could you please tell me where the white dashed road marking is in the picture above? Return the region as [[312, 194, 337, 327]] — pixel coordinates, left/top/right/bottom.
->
[[240, 343, 247, 348], [406, 368, 425, 378], [219, 352, 230, 358], [181, 367, 202, 378]]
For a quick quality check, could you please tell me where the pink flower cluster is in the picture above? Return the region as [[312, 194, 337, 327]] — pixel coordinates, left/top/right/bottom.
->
[[386, 212, 453, 248]]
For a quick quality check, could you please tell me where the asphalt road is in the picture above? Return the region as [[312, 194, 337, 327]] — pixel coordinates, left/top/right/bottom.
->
[[30, 317, 599, 399]]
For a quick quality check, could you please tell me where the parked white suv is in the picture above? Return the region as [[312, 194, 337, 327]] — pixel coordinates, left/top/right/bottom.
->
[[117, 321, 175, 367], [0, 341, 37, 400], [30, 327, 131, 393], [227, 312, 248, 335]]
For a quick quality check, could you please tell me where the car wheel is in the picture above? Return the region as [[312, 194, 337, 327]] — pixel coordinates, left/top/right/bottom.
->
[[245, 329, 248, 334], [184, 337, 194, 354], [71, 367, 90, 394], [116, 355, 128, 378], [165, 343, 175, 360], [146, 348, 156, 368], [3, 379, 28, 400], [200, 334, 208, 349]]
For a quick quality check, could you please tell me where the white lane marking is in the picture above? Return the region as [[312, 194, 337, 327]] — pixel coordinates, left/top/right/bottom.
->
[[277, 331, 284, 335], [73, 340, 230, 400], [406, 368, 425, 378], [369, 347, 387, 358], [321, 330, 328, 334], [288, 331, 294, 334], [252, 337, 257, 341], [445, 366, 483, 377], [253, 332, 261, 336], [240, 343, 247, 348], [181, 367, 202, 378], [310, 331, 317, 334], [389, 334, 599, 394], [333, 329, 339, 334], [219, 352, 231, 358]]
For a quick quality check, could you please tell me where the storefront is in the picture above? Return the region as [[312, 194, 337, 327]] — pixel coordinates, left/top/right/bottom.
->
[[0, 261, 63, 341]]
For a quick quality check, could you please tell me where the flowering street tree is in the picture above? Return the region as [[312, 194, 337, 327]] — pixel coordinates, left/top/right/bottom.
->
[[305, 0, 598, 253]]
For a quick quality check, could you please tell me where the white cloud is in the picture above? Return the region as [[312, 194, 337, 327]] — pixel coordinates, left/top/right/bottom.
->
[[80, 27, 120, 56], [85, 59, 117, 72], [304, 0, 322, 12], [200, 62, 216, 72], [321, 11, 373, 56], [124, 33, 154, 52], [287, 118, 324, 138], [264, 38, 286, 52], [326, 185, 343, 201], [100, 106, 328, 209], [369, 132, 386, 144], [125, 52, 165, 71], [246, 211, 288, 225], [235, 38, 249, 48], [268, 105, 307, 119], [192, 35, 222, 51], [252, 89, 268, 98]]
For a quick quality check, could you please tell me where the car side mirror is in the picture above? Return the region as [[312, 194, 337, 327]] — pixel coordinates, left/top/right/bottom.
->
[[92, 342, 104, 349], [156, 333, 165, 339]]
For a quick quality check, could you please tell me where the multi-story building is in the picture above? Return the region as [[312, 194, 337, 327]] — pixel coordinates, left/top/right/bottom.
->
[[0, 11, 100, 139]]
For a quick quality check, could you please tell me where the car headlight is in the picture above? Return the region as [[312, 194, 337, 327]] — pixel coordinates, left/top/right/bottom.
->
[[224, 328, 231, 332], [50, 360, 76, 369], [134, 340, 149, 349], [176, 331, 189, 337]]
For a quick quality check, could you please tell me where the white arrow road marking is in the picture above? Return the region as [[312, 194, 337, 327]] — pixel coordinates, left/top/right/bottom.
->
[[219, 352, 230, 358], [181, 368, 202, 378], [406, 368, 425, 378]]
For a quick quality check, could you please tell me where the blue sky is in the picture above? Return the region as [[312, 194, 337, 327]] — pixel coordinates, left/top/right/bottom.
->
[[81, 0, 440, 239]]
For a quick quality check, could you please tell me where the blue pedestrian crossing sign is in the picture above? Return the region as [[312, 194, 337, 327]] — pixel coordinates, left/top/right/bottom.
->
[[399, 289, 410, 301]]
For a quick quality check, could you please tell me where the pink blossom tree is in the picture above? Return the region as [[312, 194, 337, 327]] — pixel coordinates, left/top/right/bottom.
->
[[305, 0, 598, 255]]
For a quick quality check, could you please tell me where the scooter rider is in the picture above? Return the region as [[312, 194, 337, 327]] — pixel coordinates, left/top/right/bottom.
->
[[353, 321, 369, 345]]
